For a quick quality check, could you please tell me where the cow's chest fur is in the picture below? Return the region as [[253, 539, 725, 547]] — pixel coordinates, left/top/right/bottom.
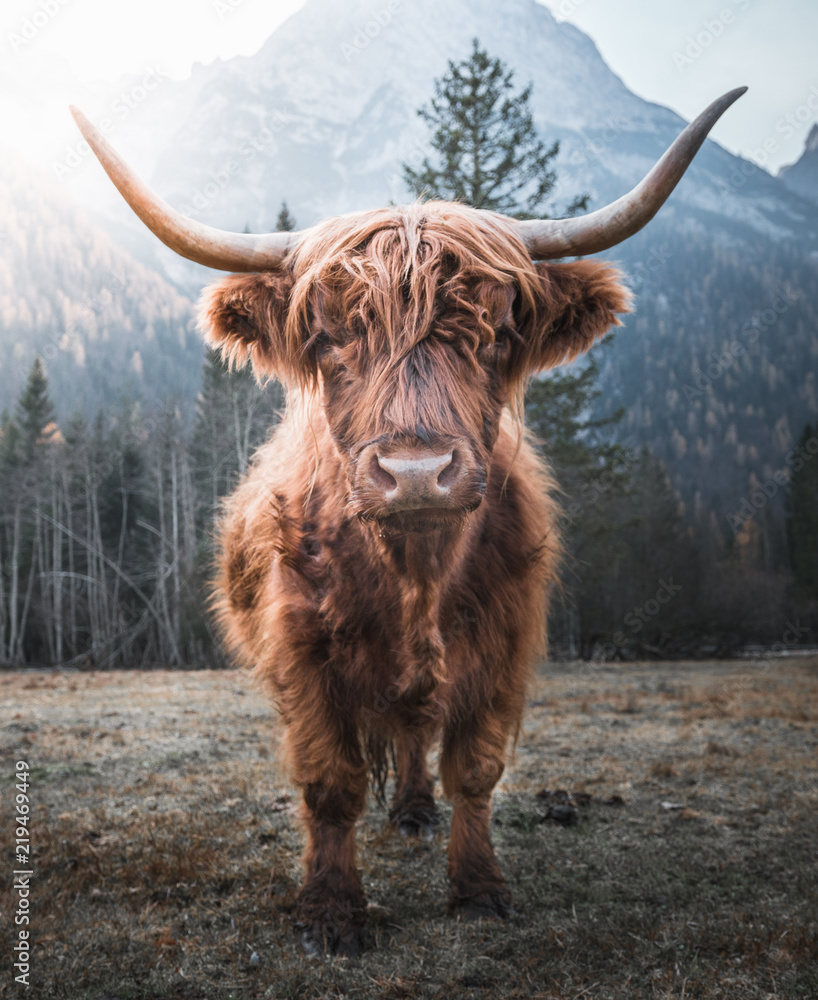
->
[[288, 476, 544, 729]]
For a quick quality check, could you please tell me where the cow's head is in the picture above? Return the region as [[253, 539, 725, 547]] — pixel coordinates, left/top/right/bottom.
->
[[70, 88, 745, 535], [199, 204, 630, 533]]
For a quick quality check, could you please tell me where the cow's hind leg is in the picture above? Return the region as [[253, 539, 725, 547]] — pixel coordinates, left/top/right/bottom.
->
[[286, 707, 369, 957], [440, 714, 513, 920], [388, 727, 439, 840]]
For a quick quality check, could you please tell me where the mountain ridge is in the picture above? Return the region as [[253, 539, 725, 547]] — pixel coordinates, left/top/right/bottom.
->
[[779, 123, 818, 204]]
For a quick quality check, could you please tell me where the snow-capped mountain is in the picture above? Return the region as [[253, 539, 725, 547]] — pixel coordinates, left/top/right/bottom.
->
[[61, 0, 818, 265], [779, 124, 818, 204]]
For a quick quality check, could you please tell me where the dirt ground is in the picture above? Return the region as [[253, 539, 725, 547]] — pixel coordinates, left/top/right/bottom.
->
[[1, 657, 816, 1000]]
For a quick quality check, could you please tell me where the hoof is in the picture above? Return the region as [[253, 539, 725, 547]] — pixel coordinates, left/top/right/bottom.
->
[[294, 897, 367, 958], [397, 815, 438, 840], [297, 922, 366, 958], [389, 800, 440, 841], [450, 890, 514, 921]]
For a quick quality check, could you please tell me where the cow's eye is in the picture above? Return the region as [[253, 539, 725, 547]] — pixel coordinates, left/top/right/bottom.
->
[[313, 332, 333, 355], [496, 324, 524, 347]]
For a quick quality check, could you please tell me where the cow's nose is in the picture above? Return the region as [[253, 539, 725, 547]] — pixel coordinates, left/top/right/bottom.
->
[[367, 449, 462, 510]]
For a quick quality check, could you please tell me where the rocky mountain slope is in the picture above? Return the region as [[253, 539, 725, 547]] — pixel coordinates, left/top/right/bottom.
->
[[779, 124, 818, 203], [98, 0, 818, 258]]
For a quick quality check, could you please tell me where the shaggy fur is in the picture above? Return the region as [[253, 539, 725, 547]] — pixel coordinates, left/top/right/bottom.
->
[[199, 201, 630, 956]]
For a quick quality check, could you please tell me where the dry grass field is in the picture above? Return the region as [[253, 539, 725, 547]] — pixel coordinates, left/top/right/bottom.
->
[[1, 657, 816, 1000]]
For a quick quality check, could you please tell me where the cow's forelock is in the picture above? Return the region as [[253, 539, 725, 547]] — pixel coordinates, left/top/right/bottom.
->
[[287, 204, 537, 506], [311, 278, 518, 514]]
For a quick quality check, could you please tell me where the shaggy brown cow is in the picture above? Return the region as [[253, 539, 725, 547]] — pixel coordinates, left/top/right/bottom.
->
[[72, 87, 745, 956]]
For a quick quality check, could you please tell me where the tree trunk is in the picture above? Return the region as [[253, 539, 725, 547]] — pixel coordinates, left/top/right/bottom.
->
[[8, 502, 21, 663]]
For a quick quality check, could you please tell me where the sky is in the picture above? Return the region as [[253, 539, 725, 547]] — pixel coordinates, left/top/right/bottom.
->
[[2, 0, 816, 173], [537, 0, 818, 173]]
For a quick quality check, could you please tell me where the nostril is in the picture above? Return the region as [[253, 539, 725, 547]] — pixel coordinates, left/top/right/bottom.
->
[[370, 453, 398, 492], [436, 450, 461, 490]]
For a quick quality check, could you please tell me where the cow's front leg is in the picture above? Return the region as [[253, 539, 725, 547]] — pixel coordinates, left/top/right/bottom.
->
[[286, 709, 368, 957], [389, 727, 439, 840], [440, 716, 513, 920]]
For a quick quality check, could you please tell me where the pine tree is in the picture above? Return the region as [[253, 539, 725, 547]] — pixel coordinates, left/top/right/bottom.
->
[[276, 201, 296, 232], [786, 422, 818, 601], [526, 345, 636, 657], [404, 38, 586, 218], [16, 357, 56, 463], [525, 349, 627, 481], [0, 409, 21, 468]]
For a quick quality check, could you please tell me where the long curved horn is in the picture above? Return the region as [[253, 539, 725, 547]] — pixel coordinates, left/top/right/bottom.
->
[[514, 87, 747, 260], [70, 106, 301, 271]]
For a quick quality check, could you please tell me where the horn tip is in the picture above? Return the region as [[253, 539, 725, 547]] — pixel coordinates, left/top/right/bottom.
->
[[699, 87, 748, 129], [69, 104, 88, 127], [723, 86, 749, 106]]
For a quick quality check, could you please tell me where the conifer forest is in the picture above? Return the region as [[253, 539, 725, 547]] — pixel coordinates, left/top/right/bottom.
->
[[1, 342, 815, 668]]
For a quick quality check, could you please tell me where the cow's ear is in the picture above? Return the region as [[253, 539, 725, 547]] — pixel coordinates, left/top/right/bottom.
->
[[520, 260, 632, 371], [198, 271, 304, 380]]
